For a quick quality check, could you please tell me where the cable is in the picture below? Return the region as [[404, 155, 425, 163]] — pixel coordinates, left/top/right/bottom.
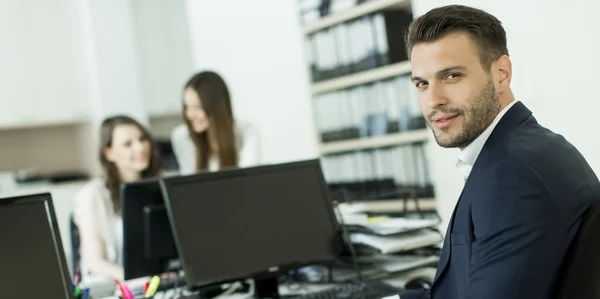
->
[[214, 281, 242, 299], [409, 189, 425, 219], [333, 201, 363, 282]]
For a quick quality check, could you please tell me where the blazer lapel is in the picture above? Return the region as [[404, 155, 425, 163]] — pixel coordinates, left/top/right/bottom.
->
[[432, 189, 462, 283]]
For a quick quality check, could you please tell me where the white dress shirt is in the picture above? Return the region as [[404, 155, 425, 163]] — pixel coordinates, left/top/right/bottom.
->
[[455, 100, 518, 181], [170, 121, 261, 174]]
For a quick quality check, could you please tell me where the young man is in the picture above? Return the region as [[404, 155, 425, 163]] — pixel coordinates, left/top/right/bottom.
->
[[402, 4, 600, 299]]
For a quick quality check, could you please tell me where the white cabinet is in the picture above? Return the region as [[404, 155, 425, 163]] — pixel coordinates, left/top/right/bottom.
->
[[0, 0, 35, 127], [0, 0, 88, 128], [131, 0, 195, 117]]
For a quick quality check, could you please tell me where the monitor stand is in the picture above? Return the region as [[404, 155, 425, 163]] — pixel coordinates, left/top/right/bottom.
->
[[254, 276, 279, 298]]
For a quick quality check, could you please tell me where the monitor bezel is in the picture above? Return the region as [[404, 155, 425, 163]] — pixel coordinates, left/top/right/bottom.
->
[[0, 192, 75, 299], [160, 159, 342, 291]]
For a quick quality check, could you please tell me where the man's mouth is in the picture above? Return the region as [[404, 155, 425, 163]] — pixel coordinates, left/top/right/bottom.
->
[[431, 114, 459, 128]]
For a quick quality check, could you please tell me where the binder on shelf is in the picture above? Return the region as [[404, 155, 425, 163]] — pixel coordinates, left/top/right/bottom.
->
[[348, 87, 365, 139], [321, 143, 435, 201], [365, 82, 387, 137], [383, 78, 400, 133], [394, 75, 426, 131], [315, 75, 426, 144], [298, 0, 322, 24], [372, 13, 389, 67], [306, 9, 414, 83]]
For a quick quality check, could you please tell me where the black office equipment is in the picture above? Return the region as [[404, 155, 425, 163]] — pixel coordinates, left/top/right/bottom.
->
[[156, 139, 179, 171], [161, 159, 344, 298], [554, 201, 600, 298], [0, 193, 75, 299], [121, 179, 180, 280]]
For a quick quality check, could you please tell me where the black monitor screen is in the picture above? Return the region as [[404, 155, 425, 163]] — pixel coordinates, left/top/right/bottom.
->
[[0, 193, 74, 299], [162, 159, 341, 289], [122, 179, 179, 280]]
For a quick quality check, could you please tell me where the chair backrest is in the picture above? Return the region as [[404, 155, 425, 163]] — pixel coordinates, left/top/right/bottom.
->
[[554, 202, 600, 298], [70, 214, 81, 276]]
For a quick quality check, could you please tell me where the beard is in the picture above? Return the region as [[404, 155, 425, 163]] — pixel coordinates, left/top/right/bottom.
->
[[429, 76, 500, 148]]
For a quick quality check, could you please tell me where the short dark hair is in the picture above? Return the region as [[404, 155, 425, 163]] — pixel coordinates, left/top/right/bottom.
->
[[405, 5, 509, 70]]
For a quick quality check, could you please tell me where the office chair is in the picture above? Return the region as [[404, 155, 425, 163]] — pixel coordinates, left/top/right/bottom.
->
[[69, 214, 81, 276], [553, 202, 600, 298]]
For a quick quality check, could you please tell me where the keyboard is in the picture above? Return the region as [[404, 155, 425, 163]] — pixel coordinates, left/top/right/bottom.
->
[[290, 281, 401, 299]]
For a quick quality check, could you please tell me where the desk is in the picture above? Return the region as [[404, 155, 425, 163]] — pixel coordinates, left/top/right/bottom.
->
[[99, 267, 437, 299]]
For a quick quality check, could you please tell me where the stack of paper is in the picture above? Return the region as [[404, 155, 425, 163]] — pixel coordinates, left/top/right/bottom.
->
[[377, 255, 439, 272], [338, 198, 437, 214], [335, 211, 369, 226], [349, 229, 442, 254], [337, 211, 439, 235], [366, 217, 440, 235]]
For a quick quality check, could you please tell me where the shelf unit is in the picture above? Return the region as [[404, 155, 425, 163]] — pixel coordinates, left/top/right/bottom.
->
[[319, 129, 428, 155], [300, 1, 440, 268], [303, 0, 425, 155], [301, 0, 435, 209], [311, 61, 412, 94], [302, 0, 411, 34]]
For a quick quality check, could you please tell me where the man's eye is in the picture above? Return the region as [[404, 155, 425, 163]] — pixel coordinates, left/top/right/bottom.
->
[[446, 73, 461, 79], [415, 81, 427, 88]]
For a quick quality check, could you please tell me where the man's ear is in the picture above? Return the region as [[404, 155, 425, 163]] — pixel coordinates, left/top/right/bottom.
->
[[495, 55, 512, 92]]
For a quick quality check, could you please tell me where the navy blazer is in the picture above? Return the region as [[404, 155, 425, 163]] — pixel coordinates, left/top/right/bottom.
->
[[403, 102, 600, 299]]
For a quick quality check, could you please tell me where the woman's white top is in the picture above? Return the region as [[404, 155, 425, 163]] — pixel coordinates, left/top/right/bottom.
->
[[170, 121, 261, 174], [73, 178, 123, 277]]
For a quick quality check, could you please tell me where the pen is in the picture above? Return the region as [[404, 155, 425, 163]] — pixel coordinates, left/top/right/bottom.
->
[[144, 275, 161, 298], [123, 283, 134, 299], [74, 267, 81, 285], [114, 280, 133, 299], [74, 285, 81, 298], [143, 281, 150, 295]]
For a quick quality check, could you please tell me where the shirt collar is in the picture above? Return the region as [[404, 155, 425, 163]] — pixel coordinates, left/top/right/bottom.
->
[[457, 100, 518, 169]]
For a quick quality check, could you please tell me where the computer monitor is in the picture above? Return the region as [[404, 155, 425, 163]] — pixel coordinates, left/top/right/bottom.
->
[[121, 178, 180, 280], [161, 159, 342, 298], [0, 193, 75, 299]]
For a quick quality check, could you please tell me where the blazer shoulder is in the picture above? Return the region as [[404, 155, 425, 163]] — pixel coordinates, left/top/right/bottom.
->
[[502, 122, 592, 186]]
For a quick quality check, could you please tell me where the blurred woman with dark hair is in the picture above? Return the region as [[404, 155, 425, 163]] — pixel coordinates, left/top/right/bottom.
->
[[171, 71, 260, 174], [73, 115, 163, 281]]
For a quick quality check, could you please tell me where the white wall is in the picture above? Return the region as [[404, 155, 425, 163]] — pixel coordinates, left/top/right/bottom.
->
[[79, 0, 148, 126], [412, 0, 600, 230], [184, 0, 319, 164], [0, 0, 89, 127], [130, 0, 196, 117]]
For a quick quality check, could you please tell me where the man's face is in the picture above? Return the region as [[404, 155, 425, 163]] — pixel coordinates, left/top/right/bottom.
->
[[411, 32, 500, 149]]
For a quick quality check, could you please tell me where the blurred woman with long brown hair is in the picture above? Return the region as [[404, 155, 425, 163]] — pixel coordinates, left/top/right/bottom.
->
[[171, 71, 260, 174], [73, 115, 163, 281]]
